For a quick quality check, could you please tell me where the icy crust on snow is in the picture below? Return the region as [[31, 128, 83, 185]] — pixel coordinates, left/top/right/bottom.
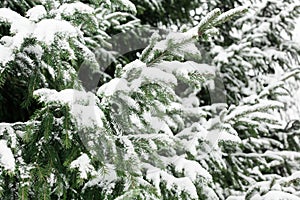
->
[[70, 153, 96, 179], [33, 89, 105, 129]]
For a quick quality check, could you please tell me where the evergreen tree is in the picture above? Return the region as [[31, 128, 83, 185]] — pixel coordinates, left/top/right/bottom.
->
[[1, 0, 300, 199], [0, 1, 249, 199], [193, 0, 300, 199]]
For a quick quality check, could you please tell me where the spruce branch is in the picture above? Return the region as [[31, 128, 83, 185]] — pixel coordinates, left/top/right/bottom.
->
[[212, 6, 248, 26]]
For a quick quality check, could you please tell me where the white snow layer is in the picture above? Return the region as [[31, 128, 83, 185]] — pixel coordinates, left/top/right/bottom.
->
[[0, 45, 13, 67], [0, 8, 81, 66], [70, 153, 95, 179], [98, 59, 178, 97], [0, 8, 34, 36], [151, 32, 201, 58], [158, 60, 215, 79], [33, 19, 79, 45], [0, 8, 35, 65], [172, 156, 212, 181], [51, 2, 94, 17], [26, 5, 47, 22], [34, 89, 105, 129], [259, 191, 300, 200], [144, 163, 199, 199], [0, 140, 15, 171], [97, 78, 131, 96], [84, 164, 118, 190], [118, 0, 137, 13]]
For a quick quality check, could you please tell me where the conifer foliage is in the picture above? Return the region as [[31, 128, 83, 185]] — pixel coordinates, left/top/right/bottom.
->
[[0, 0, 300, 199]]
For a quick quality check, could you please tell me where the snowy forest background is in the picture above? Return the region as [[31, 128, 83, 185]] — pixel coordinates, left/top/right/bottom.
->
[[0, 0, 300, 199]]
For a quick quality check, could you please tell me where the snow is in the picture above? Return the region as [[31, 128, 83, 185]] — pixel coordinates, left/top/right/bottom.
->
[[0, 8, 35, 65], [186, 8, 220, 37], [122, 58, 145, 72], [40, 0, 60, 8], [0, 36, 13, 47], [139, 66, 177, 86], [24, 44, 44, 60], [224, 100, 284, 123], [125, 133, 174, 144], [70, 153, 95, 179], [285, 171, 300, 182], [118, 0, 137, 14], [260, 191, 300, 200], [0, 45, 13, 66], [264, 150, 300, 160], [0, 8, 34, 36], [212, 45, 234, 64], [0, 140, 15, 171], [118, 93, 140, 111], [143, 163, 199, 199], [34, 89, 105, 129], [33, 19, 79, 45], [34, 89, 99, 106], [0, 124, 16, 148], [0, 8, 81, 65], [147, 31, 201, 62], [84, 164, 117, 190], [226, 196, 245, 200], [214, 6, 248, 25], [70, 104, 104, 129], [294, 18, 300, 43], [100, 59, 178, 97], [176, 123, 208, 140], [172, 156, 212, 181], [48, 173, 56, 187], [157, 61, 215, 80], [52, 2, 94, 16], [0, 2, 299, 198], [97, 78, 130, 96], [248, 112, 280, 123], [182, 96, 200, 108], [142, 113, 173, 135], [206, 128, 241, 145], [26, 5, 47, 22]]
